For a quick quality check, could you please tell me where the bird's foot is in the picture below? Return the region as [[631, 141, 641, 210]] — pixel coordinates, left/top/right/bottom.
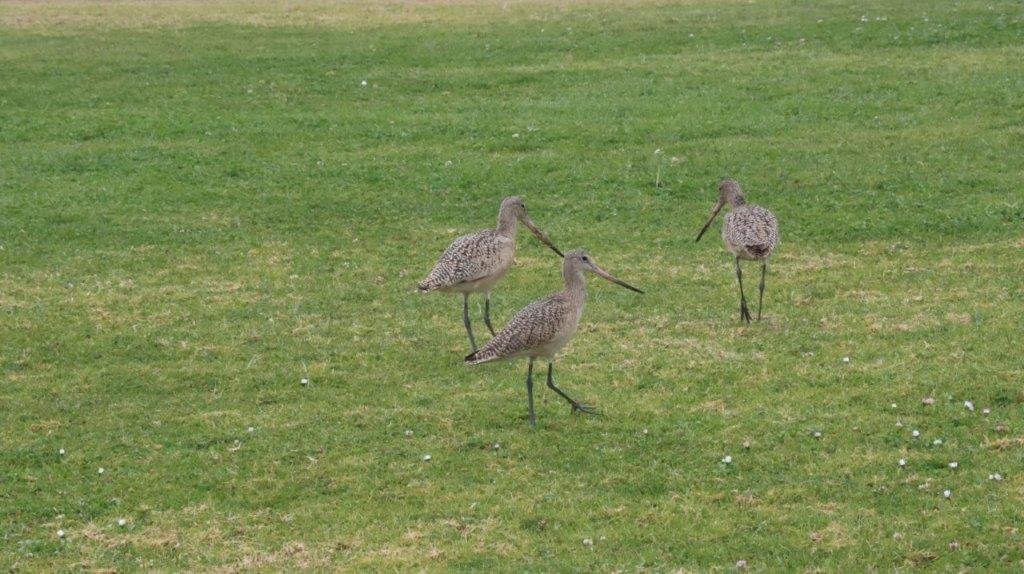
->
[[571, 402, 598, 416], [740, 303, 753, 324]]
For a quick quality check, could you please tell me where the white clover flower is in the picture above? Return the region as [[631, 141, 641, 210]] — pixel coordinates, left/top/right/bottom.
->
[[948, 462, 958, 469], [360, 80, 368, 86], [912, 430, 920, 438], [117, 519, 127, 527], [404, 430, 414, 437], [57, 529, 66, 539], [422, 454, 431, 462], [722, 455, 732, 464], [964, 401, 974, 411], [898, 458, 907, 467], [59, 448, 65, 455], [842, 357, 850, 363], [98, 468, 105, 474], [943, 489, 952, 498]]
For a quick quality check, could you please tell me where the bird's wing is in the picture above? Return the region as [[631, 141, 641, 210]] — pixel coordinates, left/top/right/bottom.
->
[[466, 294, 570, 364], [727, 206, 779, 250], [418, 230, 507, 291]]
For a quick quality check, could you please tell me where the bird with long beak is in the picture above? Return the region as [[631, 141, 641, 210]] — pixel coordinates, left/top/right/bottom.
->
[[465, 250, 643, 426], [418, 196, 563, 353], [696, 179, 779, 323]]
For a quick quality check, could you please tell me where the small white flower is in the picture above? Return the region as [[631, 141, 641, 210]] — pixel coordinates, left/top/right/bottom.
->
[[813, 431, 822, 438], [989, 473, 1003, 481], [404, 429, 414, 437], [898, 458, 907, 467], [582, 538, 594, 546], [891, 403, 897, 409], [933, 439, 943, 446], [964, 401, 974, 411], [982, 408, 991, 415], [922, 397, 935, 405], [722, 455, 732, 464], [892, 532, 903, 540], [860, 15, 869, 22], [735, 559, 748, 570], [444, 160, 452, 167], [842, 357, 850, 363], [943, 489, 952, 498], [422, 454, 431, 462], [360, 80, 368, 86], [912, 430, 920, 438], [896, 421, 903, 428], [59, 448, 66, 455], [300, 378, 309, 386], [247, 427, 255, 433], [817, 19, 824, 23], [98, 468, 105, 474], [654, 148, 663, 156], [57, 529, 66, 539], [948, 462, 958, 469], [492, 443, 500, 450], [512, 133, 520, 138], [117, 518, 127, 527]]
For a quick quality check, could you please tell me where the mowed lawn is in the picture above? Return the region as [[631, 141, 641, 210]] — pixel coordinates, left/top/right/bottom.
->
[[2, 0, 1023, 570]]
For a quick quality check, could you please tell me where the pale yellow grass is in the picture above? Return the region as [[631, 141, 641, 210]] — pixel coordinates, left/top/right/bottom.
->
[[0, 0, 675, 29]]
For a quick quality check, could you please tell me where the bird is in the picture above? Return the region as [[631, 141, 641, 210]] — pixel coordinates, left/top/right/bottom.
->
[[695, 179, 779, 323], [465, 249, 643, 426], [418, 196, 563, 352]]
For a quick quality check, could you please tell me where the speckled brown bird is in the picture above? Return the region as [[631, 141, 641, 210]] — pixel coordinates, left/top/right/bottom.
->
[[465, 250, 643, 426], [418, 196, 563, 352], [696, 179, 779, 323]]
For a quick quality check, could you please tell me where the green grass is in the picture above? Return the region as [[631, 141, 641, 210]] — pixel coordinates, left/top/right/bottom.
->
[[2, 0, 1024, 570]]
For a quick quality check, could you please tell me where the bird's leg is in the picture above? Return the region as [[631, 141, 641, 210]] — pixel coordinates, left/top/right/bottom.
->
[[546, 362, 597, 415], [526, 358, 536, 427], [757, 261, 767, 322], [463, 293, 477, 351], [483, 292, 496, 336], [735, 257, 752, 324]]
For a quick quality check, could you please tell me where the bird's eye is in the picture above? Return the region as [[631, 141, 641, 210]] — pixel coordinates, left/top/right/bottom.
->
[[582, 256, 589, 261]]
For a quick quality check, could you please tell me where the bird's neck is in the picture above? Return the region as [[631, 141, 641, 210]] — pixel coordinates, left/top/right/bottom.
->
[[729, 196, 747, 207], [563, 268, 588, 303], [496, 209, 518, 238]]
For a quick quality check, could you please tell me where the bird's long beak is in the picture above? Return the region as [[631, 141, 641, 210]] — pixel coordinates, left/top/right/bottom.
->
[[522, 216, 564, 258], [591, 263, 644, 294], [695, 201, 724, 242]]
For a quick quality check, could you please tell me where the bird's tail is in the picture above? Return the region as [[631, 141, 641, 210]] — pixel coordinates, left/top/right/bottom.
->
[[464, 343, 501, 366]]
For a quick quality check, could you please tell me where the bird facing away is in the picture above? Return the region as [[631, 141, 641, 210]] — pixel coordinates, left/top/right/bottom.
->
[[418, 196, 563, 352], [465, 249, 643, 427], [696, 179, 779, 323]]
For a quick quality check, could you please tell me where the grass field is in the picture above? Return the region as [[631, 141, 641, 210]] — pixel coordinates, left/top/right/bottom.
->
[[2, 0, 1024, 570]]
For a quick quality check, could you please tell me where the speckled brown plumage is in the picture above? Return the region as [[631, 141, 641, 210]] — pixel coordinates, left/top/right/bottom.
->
[[417, 229, 512, 293], [696, 179, 780, 323], [464, 286, 582, 364], [417, 196, 562, 353], [464, 250, 643, 426], [723, 204, 779, 261]]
